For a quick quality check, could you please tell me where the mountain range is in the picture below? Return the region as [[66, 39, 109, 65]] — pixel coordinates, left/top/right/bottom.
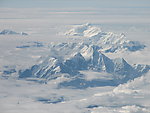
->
[[19, 43, 149, 88], [0, 29, 28, 35], [17, 23, 149, 88], [64, 23, 145, 53]]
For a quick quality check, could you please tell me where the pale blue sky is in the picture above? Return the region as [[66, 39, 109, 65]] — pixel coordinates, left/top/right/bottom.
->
[[0, 0, 150, 8]]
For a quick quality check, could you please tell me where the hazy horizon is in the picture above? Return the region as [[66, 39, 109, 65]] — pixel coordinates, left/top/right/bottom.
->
[[0, 0, 150, 8]]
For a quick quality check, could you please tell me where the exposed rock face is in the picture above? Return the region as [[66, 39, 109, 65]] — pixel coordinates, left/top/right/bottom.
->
[[18, 24, 149, 88], [19, 42, 149, 87]]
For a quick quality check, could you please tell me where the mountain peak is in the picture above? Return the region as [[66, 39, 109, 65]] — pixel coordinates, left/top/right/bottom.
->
[[19, 41, 150, 88], [0, 29, 28, 35], [64, 24, 145, 53], [65, 23, 102, 37]]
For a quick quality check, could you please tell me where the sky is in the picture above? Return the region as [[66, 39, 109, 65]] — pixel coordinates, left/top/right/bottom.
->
[[0, 0, 150, 8], [0, 0, 150, 44]]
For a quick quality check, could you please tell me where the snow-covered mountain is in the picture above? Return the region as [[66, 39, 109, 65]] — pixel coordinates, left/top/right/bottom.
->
[[64, 23, 145, 53], [0, 29, 28, 35], [19, 42, 149, 88]]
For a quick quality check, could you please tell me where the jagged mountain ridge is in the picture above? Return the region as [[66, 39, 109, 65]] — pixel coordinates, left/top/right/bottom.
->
[[19, 43, 150, 87], [64, 23, 145, 53], [18, 24, 149, 88]]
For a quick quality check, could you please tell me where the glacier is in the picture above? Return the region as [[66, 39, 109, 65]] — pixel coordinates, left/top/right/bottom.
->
[[0, 17, 149, 113], [17, 24, 149, 89], [0, 2, 150, 112], [0, 24, 149, 113], [19, 42, 150, 88], [64, 23, 146, 53]]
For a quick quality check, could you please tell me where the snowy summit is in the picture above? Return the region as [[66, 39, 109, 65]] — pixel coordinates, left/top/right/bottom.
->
[[0, 29, 28, 35], [64, 23, 146, 53]]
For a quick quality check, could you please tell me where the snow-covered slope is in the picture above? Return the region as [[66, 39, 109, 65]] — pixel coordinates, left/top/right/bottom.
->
[[19, 42, 150, 88], [64, 24, 145, 53], [65, 23, 102, 37], [0, 29, 28, 35]]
